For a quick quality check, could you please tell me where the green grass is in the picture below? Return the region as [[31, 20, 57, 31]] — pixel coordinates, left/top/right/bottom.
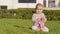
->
[[0, 19, 60, 34]]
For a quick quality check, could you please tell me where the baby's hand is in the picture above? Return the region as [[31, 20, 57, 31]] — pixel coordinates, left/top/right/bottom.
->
[[41, 17, 44, 21], [37, 18, 45, 23], [41, 17, 45, 23], [37, 18, 41, 21], [37, 18, 41, 23]]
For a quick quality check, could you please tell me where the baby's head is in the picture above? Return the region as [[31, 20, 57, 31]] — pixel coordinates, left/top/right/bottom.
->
[[35, 3, 43, 14]]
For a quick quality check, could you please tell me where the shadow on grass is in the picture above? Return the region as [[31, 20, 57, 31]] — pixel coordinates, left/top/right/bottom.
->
[[13, 25, 24, 28], [13, 25, 32, 30]]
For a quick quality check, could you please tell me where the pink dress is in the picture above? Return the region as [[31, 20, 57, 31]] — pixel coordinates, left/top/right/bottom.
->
[[32, 13, 49, 32]]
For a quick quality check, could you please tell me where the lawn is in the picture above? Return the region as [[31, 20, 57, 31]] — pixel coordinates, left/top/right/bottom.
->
[[0, 19, 60, 34]]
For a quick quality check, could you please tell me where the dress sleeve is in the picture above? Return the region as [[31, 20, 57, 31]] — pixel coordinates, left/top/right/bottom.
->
[[32, 14, 36, 22], [42, 13, 47, 22]]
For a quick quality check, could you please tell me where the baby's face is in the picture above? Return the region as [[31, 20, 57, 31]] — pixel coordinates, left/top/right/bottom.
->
[[36, 6, 43, 14]]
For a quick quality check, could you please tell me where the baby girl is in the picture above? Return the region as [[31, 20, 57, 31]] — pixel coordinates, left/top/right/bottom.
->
[[32, 3, 49, 32]]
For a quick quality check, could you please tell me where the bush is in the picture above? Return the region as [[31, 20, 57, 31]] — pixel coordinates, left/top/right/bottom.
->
[[0, 9, 33, 19], [43, 10, 60, 21], [0, 9, 60, 21]]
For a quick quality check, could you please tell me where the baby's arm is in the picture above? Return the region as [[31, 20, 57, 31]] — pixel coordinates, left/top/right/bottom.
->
[[42, 13, 47, 22], [32, 14, 36, 22], [32, 14, 37, 23]]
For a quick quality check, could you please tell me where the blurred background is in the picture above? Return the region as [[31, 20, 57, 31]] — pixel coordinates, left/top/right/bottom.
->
[[0, 0, 60, 20], [0, 0, 60, 34], [0, 0, 60, 9]]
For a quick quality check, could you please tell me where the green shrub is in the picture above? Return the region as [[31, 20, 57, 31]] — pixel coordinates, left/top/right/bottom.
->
[[0, 9, 60, 21], [43, 10, 60, 21]]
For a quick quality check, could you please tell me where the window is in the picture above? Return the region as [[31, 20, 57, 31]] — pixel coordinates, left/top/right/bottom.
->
[[58, 0, 60, 7], [58, 3, 60, 7], [18, 0, 36, 3], [48, 0, 55, 7], [43, 0, 46, 7], [0, 6, 7, 9]]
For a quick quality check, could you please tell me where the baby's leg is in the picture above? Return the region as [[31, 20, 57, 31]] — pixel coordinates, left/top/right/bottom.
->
[[32, 23, 40, 31], [41, 26, 49, 32], [32, 25, 38, 30]]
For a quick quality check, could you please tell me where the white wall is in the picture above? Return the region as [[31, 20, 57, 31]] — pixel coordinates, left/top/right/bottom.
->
[[0, 0, 43, 9], [17, 0, 43, 8], [12, 0, 18, 9], [55, 0, 59, 7], [0, 0, 12, 9], [0, 0, 18, 9], [17, 3, 36, 8], [36, 0, 43, 5]]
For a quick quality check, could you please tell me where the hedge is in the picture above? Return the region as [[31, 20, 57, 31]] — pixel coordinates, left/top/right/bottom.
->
[[0, 9, 60, 21]]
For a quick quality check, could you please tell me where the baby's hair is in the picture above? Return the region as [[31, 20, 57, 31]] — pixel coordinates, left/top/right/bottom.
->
[[35, 3, 43, 9]]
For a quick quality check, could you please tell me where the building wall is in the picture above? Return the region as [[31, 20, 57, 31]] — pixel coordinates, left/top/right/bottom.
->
[[55, 0, 59, 7], [17, 0, 43, 8], [0, 0, 43, 9], [0, 0, 18, 9], [0, 0, 12, 9], [0, 0, 60, 9]]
